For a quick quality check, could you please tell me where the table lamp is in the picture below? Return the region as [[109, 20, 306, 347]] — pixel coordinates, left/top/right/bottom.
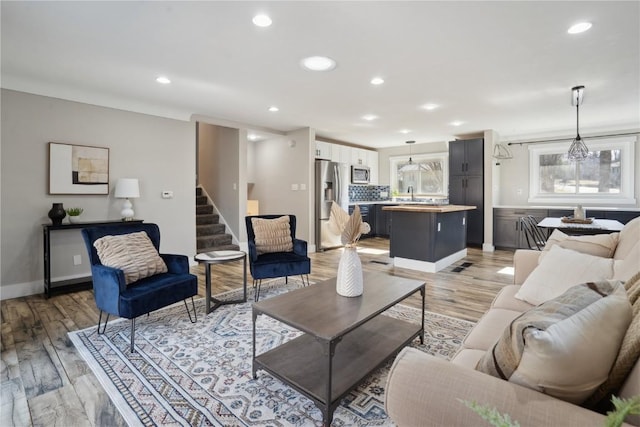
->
[[114, 178, 140, 221]]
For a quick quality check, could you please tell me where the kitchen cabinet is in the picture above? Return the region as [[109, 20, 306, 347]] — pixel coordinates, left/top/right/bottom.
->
[[330, 144, 351, 164], [494, 208, 640, 249], [493, 208, 547, 249], [374, 204, 398, 237], [351, 148, 368, 166], [604, 211, 640, 224], [315, 141, 332, 159], [449, 138, 484, 246], [449, 138, 483, 176]]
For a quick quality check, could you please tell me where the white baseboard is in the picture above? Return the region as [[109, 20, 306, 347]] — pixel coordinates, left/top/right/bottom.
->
[[393, 249, 468, 273], [1, 280, 42, 300], [482, 243, 495, 252], [0, 273, 89, 301]]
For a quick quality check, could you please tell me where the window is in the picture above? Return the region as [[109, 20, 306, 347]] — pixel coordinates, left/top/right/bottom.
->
[[389, 152, 448, 197], [529, 137, 636, 204]]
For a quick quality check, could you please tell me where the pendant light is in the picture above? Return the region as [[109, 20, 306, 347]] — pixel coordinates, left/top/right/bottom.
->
[[406, 140, 415, 164], [567, 85, 589, 161]]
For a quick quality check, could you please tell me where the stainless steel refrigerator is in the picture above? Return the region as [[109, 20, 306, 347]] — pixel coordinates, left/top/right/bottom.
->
[[315, 159, 350, 251]]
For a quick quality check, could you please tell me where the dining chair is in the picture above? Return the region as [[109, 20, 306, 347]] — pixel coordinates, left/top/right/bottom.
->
[[519, 215, 548, 250]]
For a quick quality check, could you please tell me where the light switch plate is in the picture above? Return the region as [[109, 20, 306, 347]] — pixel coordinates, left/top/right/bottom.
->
[[162, 191, 173, 199], [291, 184, 299, 191]]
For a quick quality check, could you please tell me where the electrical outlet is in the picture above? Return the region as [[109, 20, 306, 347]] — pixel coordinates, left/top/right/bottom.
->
[[291, 183, 299, 191], [73, 255, 82, 265], [516, 188, 523, 195]]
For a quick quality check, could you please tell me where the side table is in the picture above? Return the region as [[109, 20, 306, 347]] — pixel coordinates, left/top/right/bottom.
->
[[194, 250, 247, 314]]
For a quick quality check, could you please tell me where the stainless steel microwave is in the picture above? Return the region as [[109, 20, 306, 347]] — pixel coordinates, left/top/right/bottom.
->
[[351, 165, 370, 184]]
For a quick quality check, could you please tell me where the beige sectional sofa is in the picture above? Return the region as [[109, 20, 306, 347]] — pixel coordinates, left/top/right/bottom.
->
[[385, 217, 640, 426]]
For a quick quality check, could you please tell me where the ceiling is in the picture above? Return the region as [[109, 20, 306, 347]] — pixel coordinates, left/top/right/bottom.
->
[[2, 1, 639, 149]]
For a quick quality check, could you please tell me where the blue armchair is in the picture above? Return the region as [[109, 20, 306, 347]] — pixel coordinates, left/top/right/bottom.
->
[[245, 215, 311, 301], [81, 223, 197, 352]]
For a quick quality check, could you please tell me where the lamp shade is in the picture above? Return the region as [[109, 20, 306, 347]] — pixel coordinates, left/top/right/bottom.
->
[[114, 178, 140, 198]]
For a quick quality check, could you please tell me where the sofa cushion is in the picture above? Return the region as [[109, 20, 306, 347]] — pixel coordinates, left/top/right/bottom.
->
[[476, 281, 632, 405], [614, 216, 640, 260], [451, 348, 486, 369], [584, 272, 640, 408], [94, 231, 168, 285], [491, 285, 535, 312], [613, 242, 640, 281], [515, 245, 614, 306], [251, 216, 293, 255], [459, 308, 522, 352], [543, 229, 618, 258]]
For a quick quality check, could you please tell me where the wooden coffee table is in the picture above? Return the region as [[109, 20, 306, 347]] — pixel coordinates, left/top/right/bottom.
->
[[251, 271, 425, 425]]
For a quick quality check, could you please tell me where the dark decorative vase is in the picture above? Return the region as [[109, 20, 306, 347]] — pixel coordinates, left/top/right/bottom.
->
[[48, 203, 66, 225]]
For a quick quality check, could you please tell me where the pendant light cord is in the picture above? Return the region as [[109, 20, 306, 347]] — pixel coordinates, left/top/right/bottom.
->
[[575, 94, 581, 140]]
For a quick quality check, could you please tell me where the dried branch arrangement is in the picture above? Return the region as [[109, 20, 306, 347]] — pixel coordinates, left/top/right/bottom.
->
[[330, 202, 371, 246]]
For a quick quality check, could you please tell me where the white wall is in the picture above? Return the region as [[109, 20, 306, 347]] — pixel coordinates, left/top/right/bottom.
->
[[496, 133, 640, 208], [1, 89, 196, 299], [197, 122, 246, 242], [248, 128, 314, 242]]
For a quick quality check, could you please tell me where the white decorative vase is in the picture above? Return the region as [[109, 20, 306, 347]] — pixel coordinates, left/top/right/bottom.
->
[[68, 215, 80, 224], [336, 245, 363, 297]]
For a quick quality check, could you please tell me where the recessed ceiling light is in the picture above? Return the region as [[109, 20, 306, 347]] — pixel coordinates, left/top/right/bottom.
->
[[362, 114, 378, 121], [248, 134, 259, 141], [156, 76, 171, 84], [450, 120, 464, 127], [370, 77, 385, 85], [421, 103, 439, 111], [300, 56, 337, 71], [268, 106, 279, 112], [568, 22, 592, 34], [399, 129, 411, 134], [252, 14, 272, 27]]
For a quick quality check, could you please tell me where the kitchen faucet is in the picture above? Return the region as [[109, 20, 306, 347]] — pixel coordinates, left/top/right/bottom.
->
[[407, 185, 415, 201]]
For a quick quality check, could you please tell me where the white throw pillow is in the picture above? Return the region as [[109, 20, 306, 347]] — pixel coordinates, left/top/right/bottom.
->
[[543, 229, 619, 258], [515, 245, 614, 306], [477, 281, 632, 405]]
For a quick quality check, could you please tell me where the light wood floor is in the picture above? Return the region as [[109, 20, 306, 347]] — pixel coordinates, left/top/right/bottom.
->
[[1, 238, 515, 426]]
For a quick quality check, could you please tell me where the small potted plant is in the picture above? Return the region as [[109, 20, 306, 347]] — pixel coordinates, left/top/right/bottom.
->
[[65, 207, 84, 223]]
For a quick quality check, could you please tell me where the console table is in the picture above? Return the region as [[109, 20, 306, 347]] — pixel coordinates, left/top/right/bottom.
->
[[42, 219, 143, 298]]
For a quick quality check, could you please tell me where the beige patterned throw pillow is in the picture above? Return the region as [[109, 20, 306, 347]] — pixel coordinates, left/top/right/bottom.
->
[[94, 231, 168, 284], [251, 216, 293, 255]]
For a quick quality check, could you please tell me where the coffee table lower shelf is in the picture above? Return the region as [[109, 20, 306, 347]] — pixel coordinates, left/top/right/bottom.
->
[[253, 314, 421, 422]]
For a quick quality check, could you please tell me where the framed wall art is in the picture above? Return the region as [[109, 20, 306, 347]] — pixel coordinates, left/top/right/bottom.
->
[[48, 142, 109, 195]]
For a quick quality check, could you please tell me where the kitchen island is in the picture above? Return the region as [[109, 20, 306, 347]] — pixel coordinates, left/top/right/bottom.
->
[[382, 204, 476, 272]]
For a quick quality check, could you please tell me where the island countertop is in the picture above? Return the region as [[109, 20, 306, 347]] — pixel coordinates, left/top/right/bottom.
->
[[382, 204, 476, 213]]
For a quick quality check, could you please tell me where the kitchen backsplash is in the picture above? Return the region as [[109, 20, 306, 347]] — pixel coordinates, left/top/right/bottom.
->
[[349, 185, 391, 202]]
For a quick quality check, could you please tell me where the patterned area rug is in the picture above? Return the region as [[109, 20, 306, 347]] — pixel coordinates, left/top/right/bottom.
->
[[69, 278, 474, 426]]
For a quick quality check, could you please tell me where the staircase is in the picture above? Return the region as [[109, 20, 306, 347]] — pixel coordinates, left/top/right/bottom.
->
[[196, 187, 240, 253]]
